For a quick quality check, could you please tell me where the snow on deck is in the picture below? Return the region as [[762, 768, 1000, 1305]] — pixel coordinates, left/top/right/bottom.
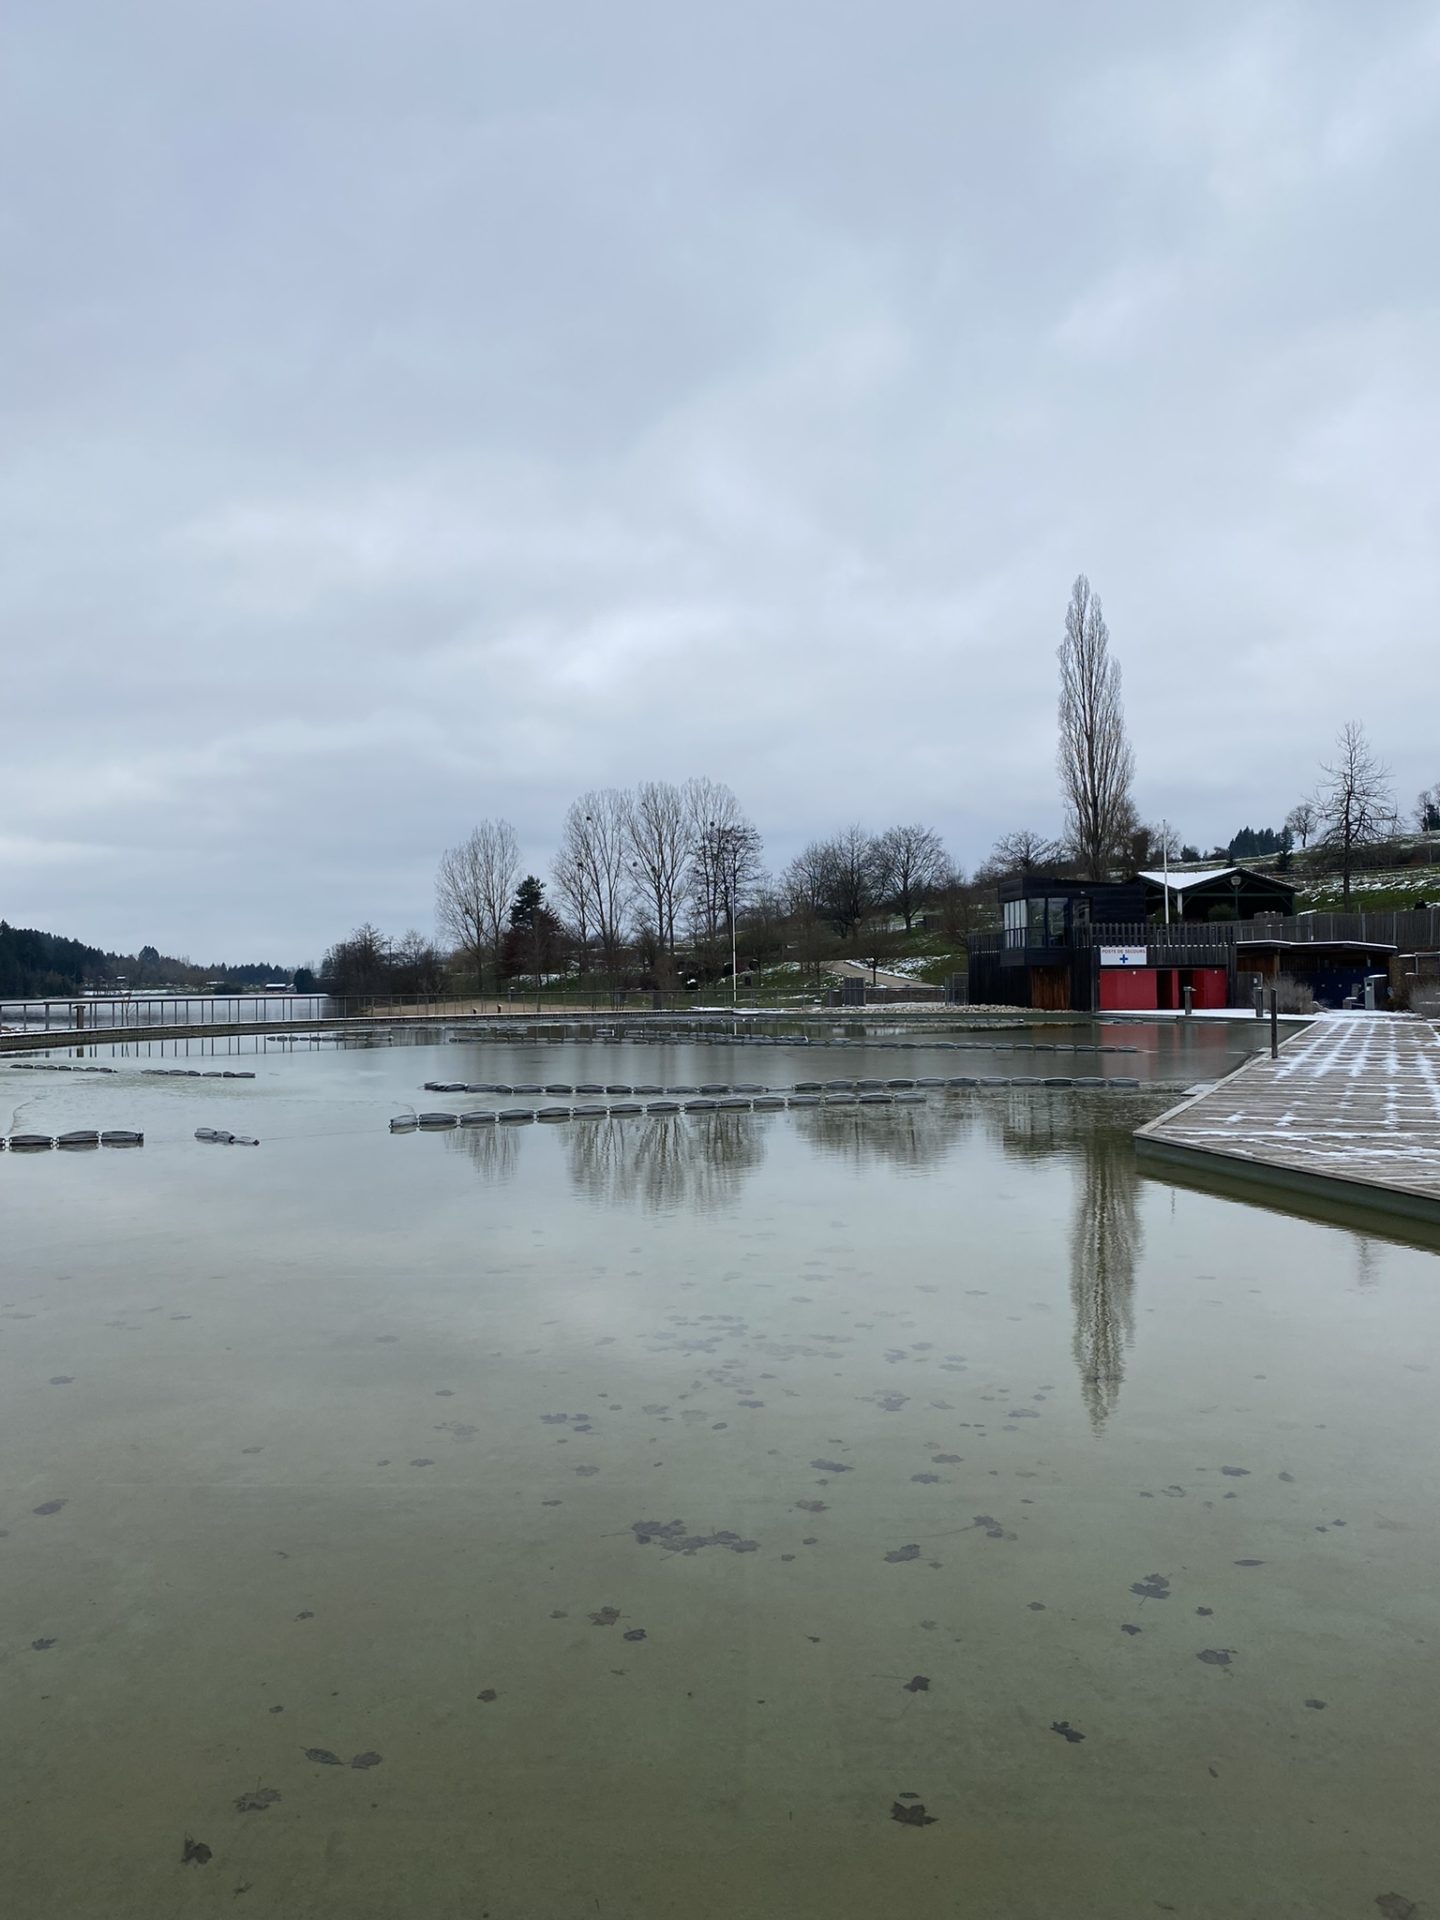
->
[[1137, 1015, 1440, 1210]]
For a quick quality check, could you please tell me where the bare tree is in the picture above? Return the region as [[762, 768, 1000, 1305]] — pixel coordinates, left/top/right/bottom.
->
[[781, 841, 838, 978], [555, 791, 632, 976], [877, 823, 949, 929], [1314, 721, 1394, 902], [551, 833, 595, 972], [983, 828, 1062, 880], [933, 864, 991, 945], [392, 929, 446, 996], [1057, 575, 1135, 879], [1123, 815, 1181, 873], [1416, 786, 1440, 834], [683, 778, 762, 949], [1285, 800, 1316, 849], [321, 923, 391, 997], [626, 781, 689, 960], [736, 881, 787, 978], [706, 822, 764, 972], [435, 819, 519, 990], [801, 825, 888, 938]]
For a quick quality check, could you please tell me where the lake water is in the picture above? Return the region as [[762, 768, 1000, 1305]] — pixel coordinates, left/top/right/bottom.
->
[[3, 1022, 1437, 1917]]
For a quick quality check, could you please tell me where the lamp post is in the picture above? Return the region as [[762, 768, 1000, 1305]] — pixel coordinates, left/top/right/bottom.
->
[[584, 813, 606, 1000], [1161, 819, 1171, 927], [729, 869, 738, 1007]]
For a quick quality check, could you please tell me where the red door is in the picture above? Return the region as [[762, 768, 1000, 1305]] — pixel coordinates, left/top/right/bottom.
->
[[1099, 967, 1157, 1010], [1192, 966, 1228, 1008]]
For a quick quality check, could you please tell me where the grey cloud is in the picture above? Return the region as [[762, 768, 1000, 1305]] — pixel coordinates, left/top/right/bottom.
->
[[2, 1, 1437, 957]]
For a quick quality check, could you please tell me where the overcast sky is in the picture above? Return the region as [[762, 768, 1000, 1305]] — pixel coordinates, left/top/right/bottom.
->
[[4, 2, 1438, 963]]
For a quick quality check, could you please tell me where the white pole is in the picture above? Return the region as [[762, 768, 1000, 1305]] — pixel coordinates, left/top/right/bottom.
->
[[730, 857, 738, 1008], [1162, 820, 1171, 926]]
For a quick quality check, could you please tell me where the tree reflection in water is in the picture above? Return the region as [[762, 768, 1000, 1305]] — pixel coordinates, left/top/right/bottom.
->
[[440, 1088, 1160, 1426], [975, 1090, 1150, 1429], [564, 1112, 765, 1212], [789, 1101, 974, 1170], [1064, 1124, 1142, 1429], [443, 1123, 523, 1182]]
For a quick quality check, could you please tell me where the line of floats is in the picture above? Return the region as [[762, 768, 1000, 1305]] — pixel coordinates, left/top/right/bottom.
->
[[1, 1130, 144, 1151], [423, 1026, 1143, 1055], [391, 1070, 1147, 1130]]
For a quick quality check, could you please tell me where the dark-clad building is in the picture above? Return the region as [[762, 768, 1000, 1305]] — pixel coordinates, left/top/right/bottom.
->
[[970, 866, 1294, 1012]]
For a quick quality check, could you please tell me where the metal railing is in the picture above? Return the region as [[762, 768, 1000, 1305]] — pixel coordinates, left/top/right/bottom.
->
[[1, 993, 336, 1033], [1, 986, 818, 1036]]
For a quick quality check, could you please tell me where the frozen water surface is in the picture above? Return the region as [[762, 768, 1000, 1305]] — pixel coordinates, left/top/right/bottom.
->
[[2, 1024, 1437, 1918]]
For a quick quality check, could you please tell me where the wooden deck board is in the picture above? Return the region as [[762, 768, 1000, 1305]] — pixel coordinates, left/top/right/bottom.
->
[[1135, 1015, 1440, 1223]]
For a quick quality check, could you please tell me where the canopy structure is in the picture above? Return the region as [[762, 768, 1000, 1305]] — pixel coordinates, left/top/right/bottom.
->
[[1136, 865, 1296, 920]]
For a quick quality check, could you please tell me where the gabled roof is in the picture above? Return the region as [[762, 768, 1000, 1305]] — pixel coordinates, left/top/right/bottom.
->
[[1136, 864, 1291, 893]]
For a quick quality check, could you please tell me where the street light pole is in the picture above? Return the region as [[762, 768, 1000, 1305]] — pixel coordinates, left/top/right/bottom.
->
[[730, 867, 738, 1007], [1162, 818, 1171, 926]]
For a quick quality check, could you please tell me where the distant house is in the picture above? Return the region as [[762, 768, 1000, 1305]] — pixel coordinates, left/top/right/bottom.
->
[[973, 873, 1158, 1011], [1136, 865, 1296, 921], [970, 866, 1293, 1013]]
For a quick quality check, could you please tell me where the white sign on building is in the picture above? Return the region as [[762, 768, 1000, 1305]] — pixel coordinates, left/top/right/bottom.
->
[[1100, 945, 1148, 968]]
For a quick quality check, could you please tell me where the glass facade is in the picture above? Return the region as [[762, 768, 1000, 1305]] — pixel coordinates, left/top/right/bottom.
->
[[1004, 896, 1072, 949]]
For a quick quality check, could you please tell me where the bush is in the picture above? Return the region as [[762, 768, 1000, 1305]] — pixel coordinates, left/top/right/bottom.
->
[[1274, 976, 1319, 1014]]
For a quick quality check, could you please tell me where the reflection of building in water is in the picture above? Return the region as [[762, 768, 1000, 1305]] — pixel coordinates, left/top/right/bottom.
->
[[975, 1089, 1148, 1429], [789, 1101, 974, 1170], [565, 1112, 765, 1212]]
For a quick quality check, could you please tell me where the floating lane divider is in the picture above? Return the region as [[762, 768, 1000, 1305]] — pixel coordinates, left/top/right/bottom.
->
[[424, 1024, 1141, 1055], [416, 1073, 1146, 1100], [7, 1062, 117, 1073], [388, 1080, 1163, 1132], [145, 1069, 256, 1079], [2, 1130, 144, 1151], [5, 1064, 255, 1078]]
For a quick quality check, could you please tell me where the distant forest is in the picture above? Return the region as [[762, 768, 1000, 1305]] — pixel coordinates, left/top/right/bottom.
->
[[0, 922, 290, 998]]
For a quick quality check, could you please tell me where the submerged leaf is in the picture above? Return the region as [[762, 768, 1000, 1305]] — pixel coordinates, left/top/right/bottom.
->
[[234, 1788, 281, 1813], [890, 1800, 937, 1827]]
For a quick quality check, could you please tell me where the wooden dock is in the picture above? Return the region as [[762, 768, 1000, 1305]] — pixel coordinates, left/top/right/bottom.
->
[[1135, 1014, 1440, 1228]]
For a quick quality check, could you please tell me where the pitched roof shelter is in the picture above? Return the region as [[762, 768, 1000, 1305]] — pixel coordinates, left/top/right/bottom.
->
[[1136, 864, 1296, 920]]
